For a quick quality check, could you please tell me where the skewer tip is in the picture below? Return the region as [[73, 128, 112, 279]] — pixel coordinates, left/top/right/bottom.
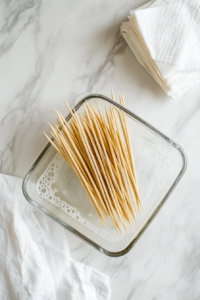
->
[[111, 89, 115, 101]]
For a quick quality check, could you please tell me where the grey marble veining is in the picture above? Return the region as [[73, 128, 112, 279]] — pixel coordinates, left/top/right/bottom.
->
[[1, 1, 200, 299]]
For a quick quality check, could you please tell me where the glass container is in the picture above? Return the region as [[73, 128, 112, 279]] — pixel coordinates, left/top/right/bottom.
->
[[22, 94, 187, 257]]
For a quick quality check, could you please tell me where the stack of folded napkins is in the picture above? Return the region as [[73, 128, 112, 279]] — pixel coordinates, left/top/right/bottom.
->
[[121, 0, 200, 99]]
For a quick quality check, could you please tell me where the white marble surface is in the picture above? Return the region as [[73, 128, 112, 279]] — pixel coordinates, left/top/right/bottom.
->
[[1, 0, 200, 299]]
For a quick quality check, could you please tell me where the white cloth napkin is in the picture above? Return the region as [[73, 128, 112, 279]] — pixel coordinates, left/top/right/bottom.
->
[[0, 174, 110, 300], [121, 0, 200, 99]]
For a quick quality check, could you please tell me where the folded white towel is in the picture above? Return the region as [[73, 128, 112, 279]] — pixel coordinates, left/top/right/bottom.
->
[[121, 0, 200, 99], [0, 174, 110, 300]]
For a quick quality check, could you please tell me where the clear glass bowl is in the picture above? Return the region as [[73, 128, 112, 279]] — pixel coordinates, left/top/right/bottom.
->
[[22, 94, 187, 257]]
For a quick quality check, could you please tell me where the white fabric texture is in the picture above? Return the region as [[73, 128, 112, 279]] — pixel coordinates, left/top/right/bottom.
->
[[121, 0, 200, 99], [0, 174, 110, 300]]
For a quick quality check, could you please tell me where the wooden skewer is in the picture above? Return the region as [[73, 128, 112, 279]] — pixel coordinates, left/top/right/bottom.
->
[[111, 89, 115, 101], [120, 95, 136, 170], [82, 105, 127, 230], [90, 106, 128, 206], [82, 113, 126, 230], [120, 92, 142, 209], [49, 124, 108, 225], [112, 91, 142, 211], [86, 105, 126, 221], [97, 106, 126, 198], [76, 111, 123, 233], [60, 116, 110, 216], [86, 109, 132, 225], [83, 105, 125, 228], [73, 110, 116, 216], [109, 108, 136, 218], [113, 112, 138, 216]]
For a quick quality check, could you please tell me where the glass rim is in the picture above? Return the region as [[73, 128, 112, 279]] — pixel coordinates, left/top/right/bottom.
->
[[22, 94, 187, 257]]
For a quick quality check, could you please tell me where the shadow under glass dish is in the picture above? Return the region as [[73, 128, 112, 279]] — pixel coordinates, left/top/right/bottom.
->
[[22, 94, 187, 257]]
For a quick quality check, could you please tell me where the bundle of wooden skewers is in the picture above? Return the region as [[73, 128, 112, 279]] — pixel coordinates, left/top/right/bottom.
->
[[44, 91, 142, 234]]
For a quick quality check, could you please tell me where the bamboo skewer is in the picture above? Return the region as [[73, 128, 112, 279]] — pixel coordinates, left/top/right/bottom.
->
[[112, 91, 142, 210], [83, 106, 126, 229], [119, 93, 142, 209], [44, 91, 142, 234], [82, 114, 130, 229]]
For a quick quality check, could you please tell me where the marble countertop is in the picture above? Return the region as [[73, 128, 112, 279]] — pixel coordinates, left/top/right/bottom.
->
[[1, 1, 200, 299]]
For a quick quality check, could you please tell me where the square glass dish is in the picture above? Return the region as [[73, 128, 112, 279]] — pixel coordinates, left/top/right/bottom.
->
[[22, 94, 186, 257]]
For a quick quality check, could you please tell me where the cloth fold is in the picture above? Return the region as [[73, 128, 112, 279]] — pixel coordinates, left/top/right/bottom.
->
[[0, 174, 110, 300]]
